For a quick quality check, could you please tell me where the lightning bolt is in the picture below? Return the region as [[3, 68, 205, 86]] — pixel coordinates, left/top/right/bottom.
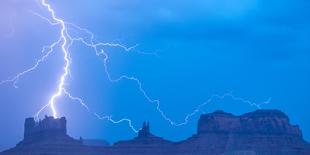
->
[[40, 0, 70, 118], [0, 0, 271, 133], [35, 0, 141, 133]]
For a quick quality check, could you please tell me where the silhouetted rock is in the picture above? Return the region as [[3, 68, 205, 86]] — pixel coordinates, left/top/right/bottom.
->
[[197, 110, 302, 136], [138, 122, 151, 138], [178, 110, 309, 155], [18, 116, 81, 147], [2, 110, 310, 155], [2, 116, 84, 155], [114, 122, 172, 146]]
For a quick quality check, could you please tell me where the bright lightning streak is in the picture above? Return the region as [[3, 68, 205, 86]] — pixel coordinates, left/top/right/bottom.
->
[[1, 0, 142, 131], [40, 0, 69, 118], [0, 0, 271, 133], [35, 0, 146, 132]]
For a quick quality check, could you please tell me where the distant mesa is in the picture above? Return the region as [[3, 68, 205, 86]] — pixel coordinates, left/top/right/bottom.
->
[[181, 110, 308, 155], [2, 110, 310, 155], [197, 110, 302, 136]]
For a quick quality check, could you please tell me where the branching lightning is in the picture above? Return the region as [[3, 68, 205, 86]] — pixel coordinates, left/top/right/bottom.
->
[[0, 38, 61, 88], [0, 0, 271, 133], [40, 0, 69, 118]]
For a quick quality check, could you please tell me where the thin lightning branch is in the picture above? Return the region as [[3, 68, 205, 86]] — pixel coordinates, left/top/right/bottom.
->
[[62, 88, 90, 112], [0, 38, 61, 88], [63, 89, 139, 132], [101, 50, 271, 126], [94, 113, 139, 133], [57, 22, 272, 127], [174, 93, 271, 126], [1, 0, 271, 133], [31, 11, 59, 26]]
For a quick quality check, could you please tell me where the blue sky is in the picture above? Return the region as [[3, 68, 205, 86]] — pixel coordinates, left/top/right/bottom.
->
[[0, 0, 310, 151]]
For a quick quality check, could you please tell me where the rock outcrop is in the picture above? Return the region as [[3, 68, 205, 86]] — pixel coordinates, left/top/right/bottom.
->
[[112, 122, 173, 155], [115, 122, 172, 146], [18, 116, 82, 147], [16, 116, 82, 147], [197, 110, 302, 136], [178, 110, 309, 155], [2, 110, 310, 155]]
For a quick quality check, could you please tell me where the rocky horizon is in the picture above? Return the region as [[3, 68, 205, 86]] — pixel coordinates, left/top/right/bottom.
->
[[2, 109, 310, 155]]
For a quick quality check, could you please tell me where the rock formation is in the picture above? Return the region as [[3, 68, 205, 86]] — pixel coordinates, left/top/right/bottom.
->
[[177, 110, 309, 155], [112, 122, 173, 155], [115, 121, 172, 146], [2, 110, 310, 155], [197, 110, 302, 136], [18, 116, 82, 146]]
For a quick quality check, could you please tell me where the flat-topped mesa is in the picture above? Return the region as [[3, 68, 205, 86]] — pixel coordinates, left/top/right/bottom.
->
[[17, 115, 81, 146], [198, 110, 302, 137], [24, 116, 67, 140], [240, 110, 301, 136], [197, 110, 240, 134]]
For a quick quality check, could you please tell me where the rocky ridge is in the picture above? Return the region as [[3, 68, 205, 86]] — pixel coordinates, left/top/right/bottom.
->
[[2, 109, 310, 155]]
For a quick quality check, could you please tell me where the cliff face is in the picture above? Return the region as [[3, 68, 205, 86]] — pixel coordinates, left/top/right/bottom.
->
[[23, 116, 66, 141], [197, 110, 302, 136], [2, 110, 310, 155], [179, 110, 308, 155], [240, 110, 301, 136], [16, 116, 82, 147]]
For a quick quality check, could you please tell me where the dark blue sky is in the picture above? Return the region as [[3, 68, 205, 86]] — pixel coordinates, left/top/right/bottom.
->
[[0, 0, 310, 151]]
